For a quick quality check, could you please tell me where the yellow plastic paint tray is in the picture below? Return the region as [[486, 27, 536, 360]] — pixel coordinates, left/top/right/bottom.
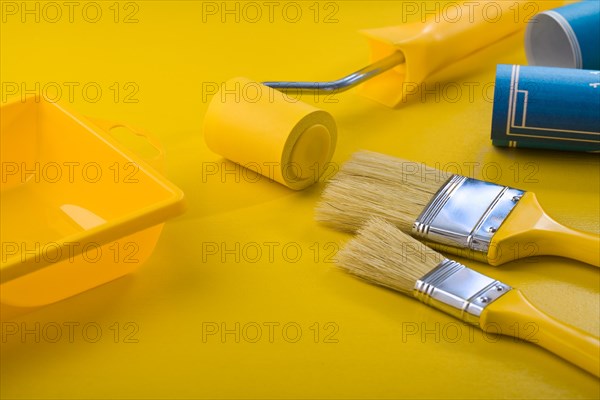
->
[[0, 97, 185, 308]]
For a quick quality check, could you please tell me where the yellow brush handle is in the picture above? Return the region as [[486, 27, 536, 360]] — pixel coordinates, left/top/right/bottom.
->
[[487, 192, 600, 267], [480, 290, 600, 377]]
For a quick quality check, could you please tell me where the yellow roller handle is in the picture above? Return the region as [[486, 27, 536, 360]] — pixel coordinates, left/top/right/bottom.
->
[[360, 1, 564, 106], [410, 0, 545, 73], [481, 289, 600, 377], [487, 192, 600, 267]]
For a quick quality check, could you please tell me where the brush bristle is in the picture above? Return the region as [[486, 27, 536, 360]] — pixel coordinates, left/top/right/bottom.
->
[[336, 218, 445, 294], [316, 151, 451, 232]]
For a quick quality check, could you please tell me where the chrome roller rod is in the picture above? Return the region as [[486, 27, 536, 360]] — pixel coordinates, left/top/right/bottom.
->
[[263, 51, 405, 94]]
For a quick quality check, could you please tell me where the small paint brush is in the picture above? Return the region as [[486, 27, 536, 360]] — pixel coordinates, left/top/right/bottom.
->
[[337, 217, 600, 376]]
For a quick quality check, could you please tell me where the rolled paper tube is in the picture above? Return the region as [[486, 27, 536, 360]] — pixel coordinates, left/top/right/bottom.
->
[[526, 1, 600, 70], [203, 78, 337, 190], [491, 64, 600, 152]]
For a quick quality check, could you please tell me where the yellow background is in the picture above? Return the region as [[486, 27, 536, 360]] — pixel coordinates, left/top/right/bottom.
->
[[1, 1, 599, 398]]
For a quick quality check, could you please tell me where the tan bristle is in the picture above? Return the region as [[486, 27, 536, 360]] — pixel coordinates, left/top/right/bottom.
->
[[316, 150, 451, 232], [336, 218, 445, 294]]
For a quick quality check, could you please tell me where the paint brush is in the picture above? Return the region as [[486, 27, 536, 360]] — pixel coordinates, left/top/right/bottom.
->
[[337, 217, 600, 376], [316, 151, 600, 267]]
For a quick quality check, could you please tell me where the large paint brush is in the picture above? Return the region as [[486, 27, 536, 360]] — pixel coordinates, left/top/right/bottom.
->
[[316, 151, 599, 266]]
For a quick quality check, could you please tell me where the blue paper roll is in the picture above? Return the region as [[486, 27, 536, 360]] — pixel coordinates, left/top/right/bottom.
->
[[491, 64, 600, 152], [526, 1, 600, 70]]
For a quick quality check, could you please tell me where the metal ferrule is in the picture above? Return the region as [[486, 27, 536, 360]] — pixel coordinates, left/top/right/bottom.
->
[[413, 259, 512, 325], [412, 175, 525, 254]]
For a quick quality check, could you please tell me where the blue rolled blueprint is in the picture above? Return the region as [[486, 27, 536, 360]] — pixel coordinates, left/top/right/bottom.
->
[[526, 1, 600, 70], [491, 64, 600, 152]]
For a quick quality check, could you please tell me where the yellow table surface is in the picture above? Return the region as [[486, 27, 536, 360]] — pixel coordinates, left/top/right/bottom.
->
[[1, 1, 599, 398]]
